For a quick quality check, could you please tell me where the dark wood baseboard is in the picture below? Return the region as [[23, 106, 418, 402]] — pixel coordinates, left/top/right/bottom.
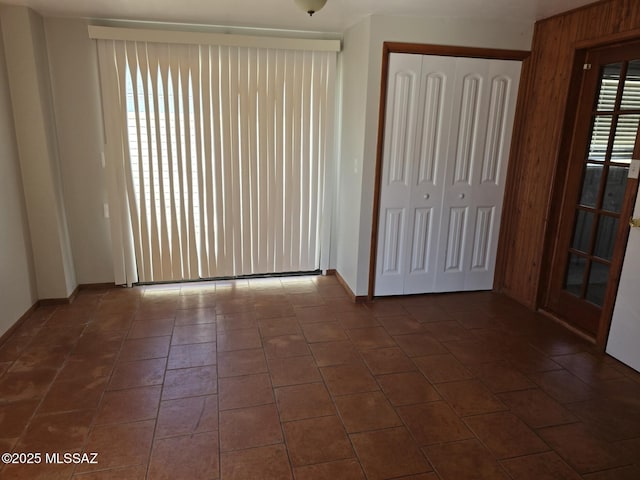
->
[[0, 282, 118, 347], [79, 282, 118, 291], [38, 284, 81, 306], [0, 302, 39, 347], [327, 269, 367, 303]]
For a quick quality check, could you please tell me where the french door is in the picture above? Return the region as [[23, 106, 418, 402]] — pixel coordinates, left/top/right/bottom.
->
[[375, 53, 521, 296], [546, 42, 640, 336]]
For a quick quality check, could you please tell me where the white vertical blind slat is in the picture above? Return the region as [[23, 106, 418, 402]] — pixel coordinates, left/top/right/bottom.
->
[[228, 47, 242, 274], [189, 45, 208, 278], [281, 50, 293, 271], [271, 49, 283, 272], [210, 46, 228, 275], [247, 48, 259, 275], [168, 46, 188, 279], [300, 51, 313, 270], [219, 46, 234, 276], [97, 40, 130, 285], [174, 51, 187, 278], [291, 50, 303, 269], [179, 47, 199, 278], [153, 45, 173, 280], [137, 43, 162, 281], [123, 42, 150, 282], [319, 51, 336, 270], [238, 47, 252, 275], [256, 49, 269, 273], [308, 52, 321, 270], [157, 45, 181, 280], [200, 47, 216, 278], [147, 44, 173, 281]]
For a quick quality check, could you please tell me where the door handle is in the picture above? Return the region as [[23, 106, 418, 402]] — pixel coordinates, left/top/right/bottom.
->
[[423, 194, 430, 200], [459, 193, 465, 199]]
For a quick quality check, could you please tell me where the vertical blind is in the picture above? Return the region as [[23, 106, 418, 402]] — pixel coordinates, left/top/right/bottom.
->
[[96, 36, 336, 285]]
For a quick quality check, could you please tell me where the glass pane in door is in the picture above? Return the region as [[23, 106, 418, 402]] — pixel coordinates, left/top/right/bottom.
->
[[571, 210, 594, 252], [602, 166, 629, 212], [596, 63, 621, 110], [585, 262, 610, 306], [611, 114, 640, 163], [588, 116, 612, 161], [579, 164, 603, 207], [564, 254, 587, 297], [593, 216, 618, 260], [621, 60, 640, 109]]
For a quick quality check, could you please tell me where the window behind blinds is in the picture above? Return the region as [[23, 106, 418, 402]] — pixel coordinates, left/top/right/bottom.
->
[[97, 39, 336, 284]]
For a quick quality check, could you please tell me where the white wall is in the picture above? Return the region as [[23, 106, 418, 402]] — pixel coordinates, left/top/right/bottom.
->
[[334, 14, 533, 296], [0, 22, 37, 337], [0, 6, 76, 300], [335, 17, 370, 291], [44, 17, 114, 284]]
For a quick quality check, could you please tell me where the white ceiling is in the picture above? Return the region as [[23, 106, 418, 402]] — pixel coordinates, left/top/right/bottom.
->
[[1, 0, 599, 33]]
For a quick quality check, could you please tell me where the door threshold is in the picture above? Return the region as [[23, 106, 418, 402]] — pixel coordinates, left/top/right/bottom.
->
[[537, 308, 597, 345]]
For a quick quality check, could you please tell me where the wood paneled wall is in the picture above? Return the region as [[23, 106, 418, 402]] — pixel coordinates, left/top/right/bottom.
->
[[495, 0, 640, 308]]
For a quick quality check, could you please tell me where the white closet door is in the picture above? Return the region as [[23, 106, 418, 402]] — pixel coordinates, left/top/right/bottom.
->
[[375, 53, 521, 296], [375, 53, 420, 296], [434, 57, 521, 292], [375, 53, 454, 295]]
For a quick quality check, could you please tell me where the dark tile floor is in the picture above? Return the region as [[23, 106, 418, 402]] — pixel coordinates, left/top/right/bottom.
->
[[0, 274, 639, 479]]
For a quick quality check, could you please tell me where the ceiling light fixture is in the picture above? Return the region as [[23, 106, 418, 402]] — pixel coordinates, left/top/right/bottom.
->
[[294, 0, 327, 16]]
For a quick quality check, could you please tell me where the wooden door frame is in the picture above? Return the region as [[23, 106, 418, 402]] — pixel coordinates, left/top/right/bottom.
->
[[368, 42, 530, 300], [539, 37, 640, 349]]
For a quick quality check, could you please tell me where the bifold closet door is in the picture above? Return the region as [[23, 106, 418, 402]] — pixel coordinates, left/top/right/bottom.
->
[[375, 53, 521, 296]]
